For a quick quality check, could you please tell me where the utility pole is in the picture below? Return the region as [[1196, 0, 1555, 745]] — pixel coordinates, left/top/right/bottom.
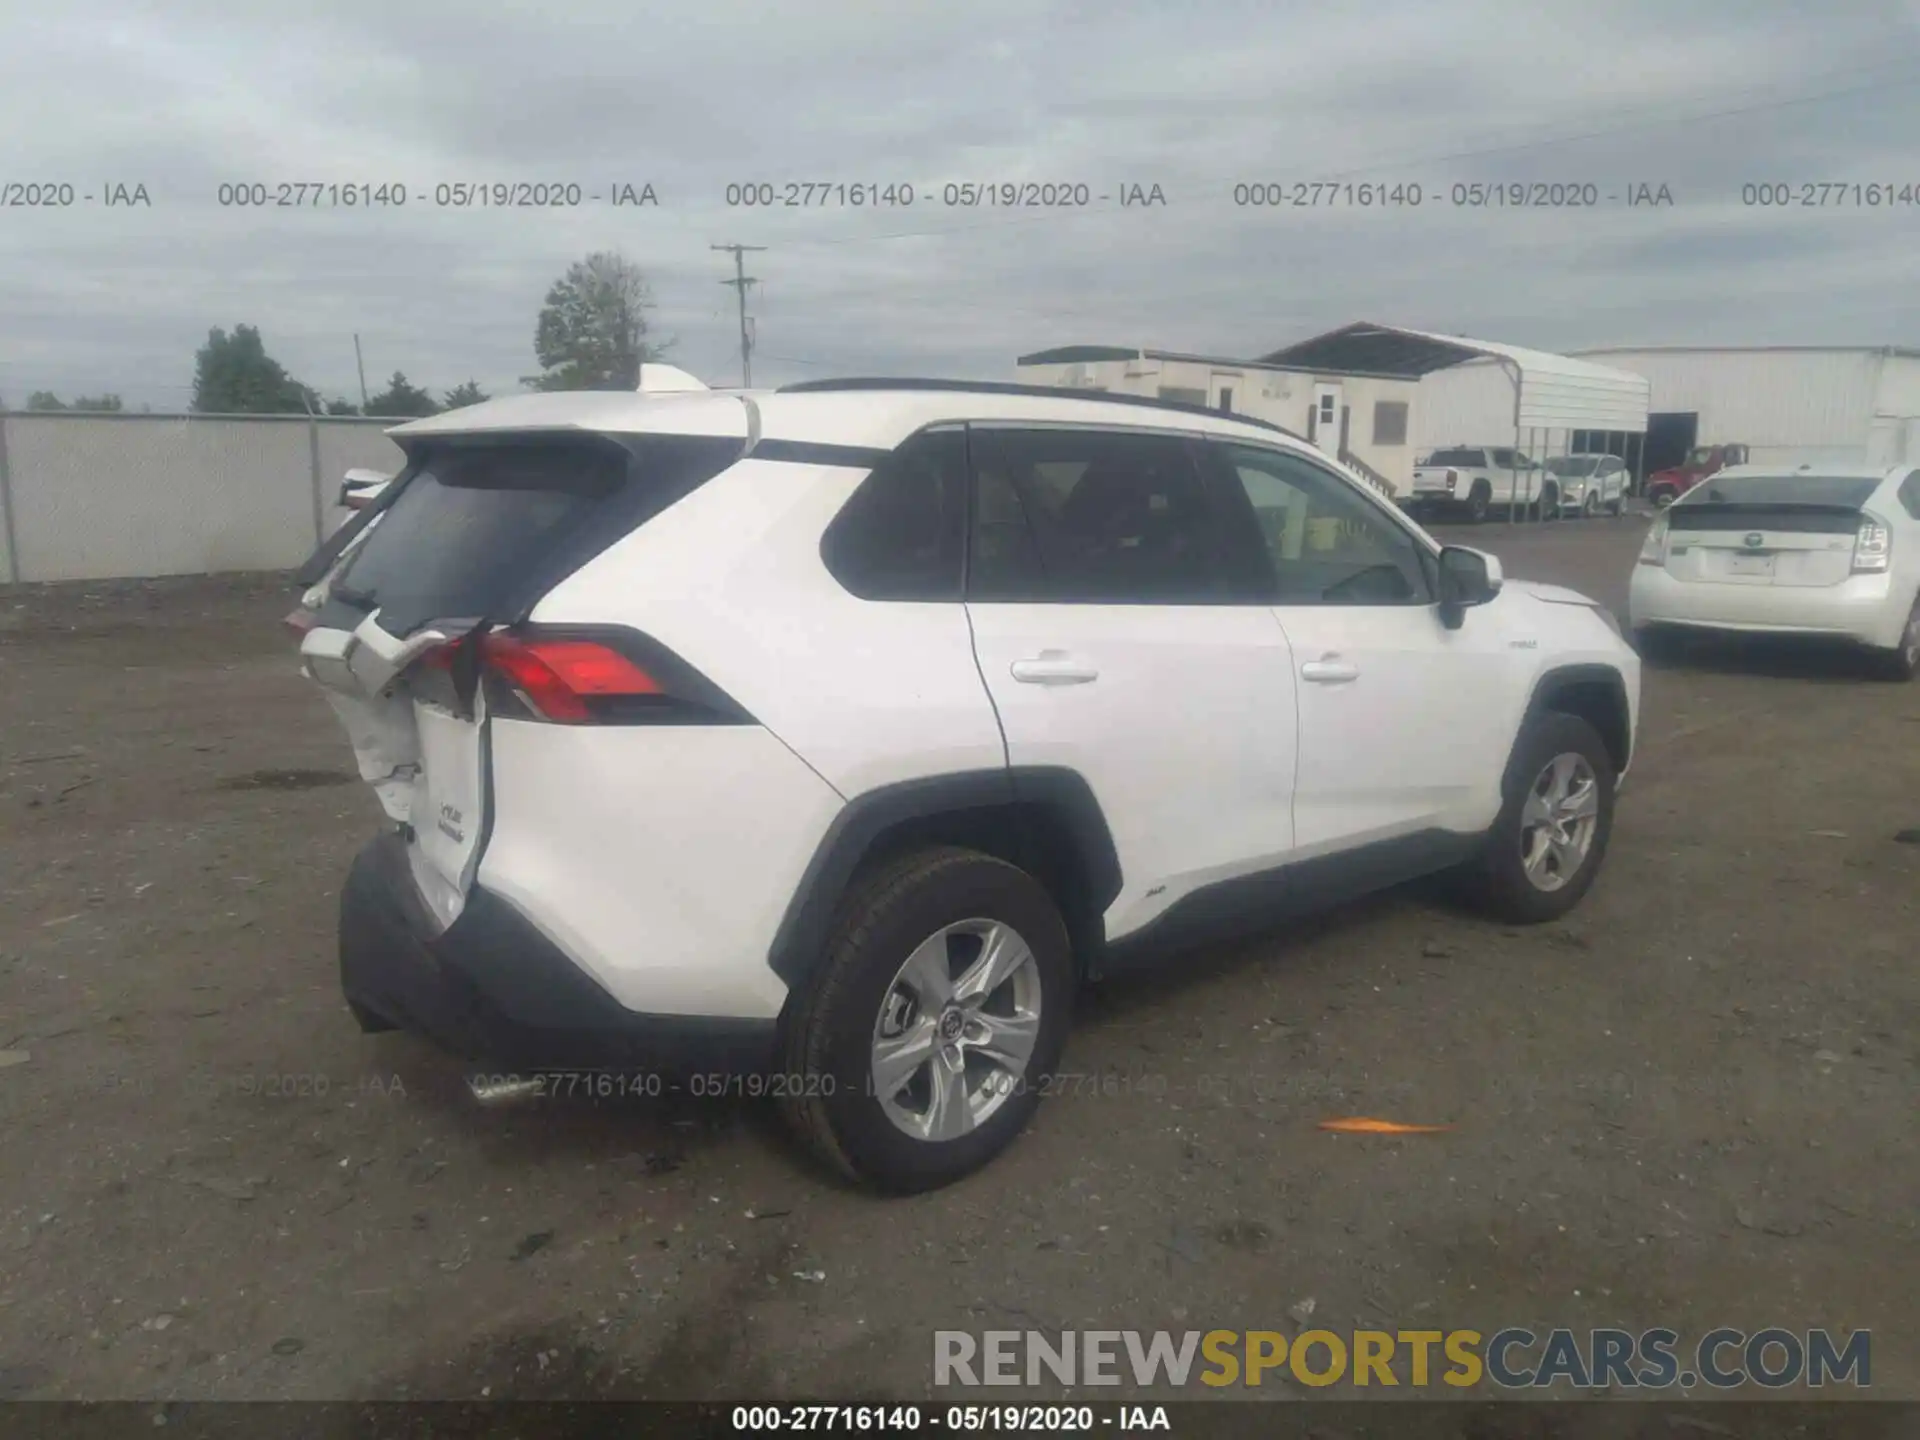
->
[[353, 334, 369, 412], [711, 244, 765, 386]]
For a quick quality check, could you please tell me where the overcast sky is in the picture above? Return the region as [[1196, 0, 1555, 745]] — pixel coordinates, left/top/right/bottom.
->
[[3, 0, 1919, 409]]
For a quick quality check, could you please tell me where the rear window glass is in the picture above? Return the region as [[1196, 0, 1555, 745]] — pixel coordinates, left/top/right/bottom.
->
[[1423, 449, 1485, 467], [331, 435, 739, 634], [1682, 474, 1880, 509]]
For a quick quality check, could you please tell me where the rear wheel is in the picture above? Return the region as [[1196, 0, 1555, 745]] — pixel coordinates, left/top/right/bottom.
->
[[1871, 594, 1920, 682], [777, 847, 1074, 1193], [1466, 482, 1491, 524], [1540, 483, 1559, 521], [1459, 712, 1617, 924]]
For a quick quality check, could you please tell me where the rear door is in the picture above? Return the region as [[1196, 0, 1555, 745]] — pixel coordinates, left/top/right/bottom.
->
[[962, 423, 1300, 944], [296, 429, 747, 928]]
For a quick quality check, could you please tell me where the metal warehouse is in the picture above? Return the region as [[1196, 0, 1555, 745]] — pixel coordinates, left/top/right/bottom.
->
[[1417, 346, 1920, 480]]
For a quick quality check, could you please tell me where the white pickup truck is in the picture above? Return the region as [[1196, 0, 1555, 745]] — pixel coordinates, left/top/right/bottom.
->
[[1407, 446, 1546, 523]]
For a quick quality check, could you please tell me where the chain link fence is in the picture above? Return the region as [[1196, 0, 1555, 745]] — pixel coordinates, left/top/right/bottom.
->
[[0, 411, 410, 583]]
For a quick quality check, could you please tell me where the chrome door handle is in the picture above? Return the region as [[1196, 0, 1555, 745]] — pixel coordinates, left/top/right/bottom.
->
[[1010, 654, 1099, 685], [1301, 659, 1360, 684]]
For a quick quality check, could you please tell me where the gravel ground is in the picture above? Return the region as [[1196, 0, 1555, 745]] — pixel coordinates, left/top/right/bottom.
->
[[1, 515, 1915, 1404]]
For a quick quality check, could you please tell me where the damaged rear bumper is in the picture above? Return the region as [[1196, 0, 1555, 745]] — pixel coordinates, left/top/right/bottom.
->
[[338, 833, 778, 1078]]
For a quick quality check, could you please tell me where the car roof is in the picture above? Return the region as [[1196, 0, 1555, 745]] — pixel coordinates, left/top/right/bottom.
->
[[1708, 462, 1910, 482], [386, 378, 1314, 453]]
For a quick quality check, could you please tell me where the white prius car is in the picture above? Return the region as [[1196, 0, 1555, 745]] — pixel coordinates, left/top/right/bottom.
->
[[289, 375, 1640, 1191], [1629, 462, 1920, 680]]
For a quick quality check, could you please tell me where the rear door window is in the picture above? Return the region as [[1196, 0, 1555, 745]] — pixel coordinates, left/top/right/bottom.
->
[[329, 434, 742, 635], [966, 428, 1246, 604]]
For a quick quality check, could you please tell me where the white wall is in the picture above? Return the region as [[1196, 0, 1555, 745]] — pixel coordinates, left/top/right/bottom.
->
[[1870, 354, 1920, 465], [1412, 358, 1521, 453], [0, 414, 407, 583], [1017, 357, 1422, 492], [1573, 349, 1883, 467]]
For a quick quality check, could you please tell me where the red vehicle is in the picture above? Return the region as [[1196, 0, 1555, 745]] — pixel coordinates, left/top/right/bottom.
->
[[1647, 443, 1749, 508]]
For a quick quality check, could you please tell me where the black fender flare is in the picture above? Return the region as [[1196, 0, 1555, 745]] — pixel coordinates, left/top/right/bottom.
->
[[766, 766, 1122, 990], [1512, 662, 1633, 784]]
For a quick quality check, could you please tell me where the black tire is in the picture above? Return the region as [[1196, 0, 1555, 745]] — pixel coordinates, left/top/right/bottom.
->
[[1466, 482, 1491, 524], [1457, 712, 1617, 924], [776, 846, 1074, 1193], [1869, 593, 1920, 682], [1540, 483, 1559, 521]]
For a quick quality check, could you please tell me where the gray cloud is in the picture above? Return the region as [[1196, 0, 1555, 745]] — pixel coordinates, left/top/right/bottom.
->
[[2, 0, 1918, 408]]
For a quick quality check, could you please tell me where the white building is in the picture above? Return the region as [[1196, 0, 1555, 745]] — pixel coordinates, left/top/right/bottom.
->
[[1417, 346, 1920, 476], [1015, 346, 1421, 494]]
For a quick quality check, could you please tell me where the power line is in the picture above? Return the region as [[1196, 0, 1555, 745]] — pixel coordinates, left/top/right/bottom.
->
[[711, 243, 766, 385]]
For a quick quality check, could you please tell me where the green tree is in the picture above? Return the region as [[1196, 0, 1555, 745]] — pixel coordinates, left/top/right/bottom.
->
[[71, 394, 124, 412], [523, 251, 668, 391], [26, 392, 67, 411], [191, 325, 318, 413], [325, 397, 361, 416], [364, 371, 439, 418], [442, 380, 490, 409]]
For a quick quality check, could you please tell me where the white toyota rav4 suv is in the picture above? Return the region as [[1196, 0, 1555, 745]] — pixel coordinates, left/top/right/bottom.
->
[[289, 376, 1641, 1192]]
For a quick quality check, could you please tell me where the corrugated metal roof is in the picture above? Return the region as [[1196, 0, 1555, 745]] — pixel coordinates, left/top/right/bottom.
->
[[1258, 321, 1651, 432], [1572, 345, 1920, 359], [1015, 343, 1403, 378]]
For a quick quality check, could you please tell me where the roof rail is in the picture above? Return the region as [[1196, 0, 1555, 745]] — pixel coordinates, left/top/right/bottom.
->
[[775, 376, 1305, 440]]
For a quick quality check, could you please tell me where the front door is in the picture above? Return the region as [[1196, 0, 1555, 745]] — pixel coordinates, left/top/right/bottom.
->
[[962, 423, 1300, 943], [1310, 383, 1343, 457], [1204, 439, 1518, 854]]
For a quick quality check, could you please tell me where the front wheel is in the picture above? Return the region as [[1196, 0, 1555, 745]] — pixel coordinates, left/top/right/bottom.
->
[[777, 847, 1074, 1193], [1457, 712, 1617, 924]]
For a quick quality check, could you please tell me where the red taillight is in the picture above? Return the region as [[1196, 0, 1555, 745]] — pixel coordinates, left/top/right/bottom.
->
[[479, 634, 661, 722]]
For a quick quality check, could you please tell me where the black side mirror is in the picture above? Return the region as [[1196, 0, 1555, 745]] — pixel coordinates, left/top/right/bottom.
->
[[1437, 545, 1502, 629]]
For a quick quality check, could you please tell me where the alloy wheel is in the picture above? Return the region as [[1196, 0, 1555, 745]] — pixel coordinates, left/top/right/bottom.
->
[[1519, 753, 1600, 892], [870, 918, 1042, 1142]]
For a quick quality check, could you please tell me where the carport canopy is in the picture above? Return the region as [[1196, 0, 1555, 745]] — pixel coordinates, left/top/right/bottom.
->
[[1258, 321, 1650, 434]]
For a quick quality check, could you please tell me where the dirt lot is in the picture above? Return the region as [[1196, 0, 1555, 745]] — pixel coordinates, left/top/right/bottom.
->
[[1, 513, 1916, 1405]]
